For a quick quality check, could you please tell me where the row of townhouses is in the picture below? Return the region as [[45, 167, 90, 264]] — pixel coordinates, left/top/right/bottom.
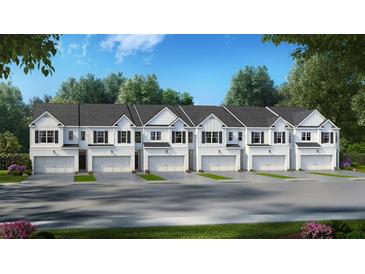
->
[[29, 103, 340, 173]]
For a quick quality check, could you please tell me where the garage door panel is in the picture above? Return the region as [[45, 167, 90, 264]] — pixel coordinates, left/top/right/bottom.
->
[[149, 156, 185, 172], [35, 156, 74, 174], [93, 156, 131, 173], [252, 155, 285, 171], [301, 155, 332, 170], [202, 155, 236, 171]]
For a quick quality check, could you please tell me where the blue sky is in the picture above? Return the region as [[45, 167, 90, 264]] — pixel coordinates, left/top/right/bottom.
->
[[3, 34, 296, 105]]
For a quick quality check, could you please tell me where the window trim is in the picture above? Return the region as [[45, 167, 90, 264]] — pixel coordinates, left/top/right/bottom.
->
[[135, 131, 141, 143], [301, 132, 311, 141], [238, 132, 243, 141], [81, 131, 85, 141], [228, 131, 233, 141], [201, 131, 222, 144], [68, 130, 74, 141], [35, 130, 58, 144], [188, 132, 193, 143], [151, 131, 161, 141], [251, 131, 264, 144]]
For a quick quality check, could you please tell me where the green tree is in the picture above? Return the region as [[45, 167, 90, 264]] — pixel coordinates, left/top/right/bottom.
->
[[0, 82, 30, 150], [0, 131, 22, 153], [117, 74, 163, 104], [179, 92, 194, 105], [103, 72, 127, 103], [0, 34, 60, 79], [224, 66, 279, 106], [161, 88, 181, 105], [278, 54, 365, 142], [262, 34, 365, 74], [351, 88, 365, 127], [28, 94, 53, 113]]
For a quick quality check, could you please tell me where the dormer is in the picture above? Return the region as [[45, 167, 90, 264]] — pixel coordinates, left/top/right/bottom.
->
[[297, 110, 326, 127]]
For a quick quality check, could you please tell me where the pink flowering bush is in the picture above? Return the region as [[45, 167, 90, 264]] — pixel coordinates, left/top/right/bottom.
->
[[7, 164, 26, 176], [0, 221, 36, 239], [300, 222, 334, 239]]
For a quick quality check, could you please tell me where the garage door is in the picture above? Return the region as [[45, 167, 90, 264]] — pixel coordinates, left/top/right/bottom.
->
[[93, 156, 131, 172], [201, 155, 236, 171], [149, 156, 185, 172], [252, 155, 285, 171], [301, 155, 332, 170], [34, 156, 74, 174]]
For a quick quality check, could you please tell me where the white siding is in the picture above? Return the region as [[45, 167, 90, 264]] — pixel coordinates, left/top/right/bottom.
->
[[148, 108, 176, 125], [300, 111, 325, 126]]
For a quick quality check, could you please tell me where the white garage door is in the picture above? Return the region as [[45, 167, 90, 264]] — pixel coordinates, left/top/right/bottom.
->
[[149, 156, 185, 172], [93, 156, 131, 172], [301, 155, 332, 170], [34, 156, 74, 174], [201, 155, 236, 171], [252, 155, 285, 171]]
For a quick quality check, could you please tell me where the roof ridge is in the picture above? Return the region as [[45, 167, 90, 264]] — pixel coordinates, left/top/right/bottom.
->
[[133, 104, 144, 126], [178, 105, 195, 127]]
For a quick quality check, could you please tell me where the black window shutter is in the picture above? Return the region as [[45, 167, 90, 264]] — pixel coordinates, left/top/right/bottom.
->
[[261, 132, 264, 144], [330, 132, 334, 144], [219, 132, 222, 143], [93, 131, 97, 143], [35, 130, 39, 143], [321, 132, 324, 143], [202, 131, 205, 144], [183, 131, 186, 143], [274, 132, 277, 144], [118, 131, 121, 143], [172, 131, 176, 143], [127, 131, 131, 143], [251, 132, 254, 143], [282, 132, 286, 144], [55, 131, 58, 143], [104, 131, 108, 143]]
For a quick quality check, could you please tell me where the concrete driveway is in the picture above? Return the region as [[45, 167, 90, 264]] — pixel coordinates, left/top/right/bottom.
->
[[1, 170, 365, 229]]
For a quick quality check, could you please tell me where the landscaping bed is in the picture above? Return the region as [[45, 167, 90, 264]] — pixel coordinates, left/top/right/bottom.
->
[[197, 173, 232, 180], [137, 173, 166, 181], [254, 172, 295, 179], [74, 174, 97, 182], [0, 170, 28, 183], [308, 172, 354, 178]]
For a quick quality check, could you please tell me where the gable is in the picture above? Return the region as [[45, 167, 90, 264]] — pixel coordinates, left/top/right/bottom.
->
[[148, 108, 177, 125], [171, 119, 186, 130], [272, 118, 287, 131], [200, 115, 224, 131], [115, 116, 133, 129], [32, 112, 61, 127], [299, 111, 325, 127], [321, 120, 337, 130]]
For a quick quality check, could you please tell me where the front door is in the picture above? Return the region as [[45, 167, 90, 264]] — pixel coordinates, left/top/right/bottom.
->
[[135, 151, 140, 171], [79, 151, 86, 171]]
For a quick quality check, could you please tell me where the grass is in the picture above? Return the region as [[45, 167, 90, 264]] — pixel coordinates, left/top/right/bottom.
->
[[197, 173, 232, 180], [137, 173, 166, 181], [0, 170, 27, 183], [254, 172, 295, 179], [36, 219, 365, 239], [352, 163, 365, 173], [308, 172, 354, 178], [74, 174, 96, 182]]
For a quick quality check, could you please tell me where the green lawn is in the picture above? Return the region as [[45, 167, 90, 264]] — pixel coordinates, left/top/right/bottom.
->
[[35, 219, 365, 239], [308, 172, 354, 178], [254, 172, 296, 179], [74, 174, 96, 182], [197, 173, 232, 180], [352, 163, 365, 173], [138, 173, 166, 181], [0, 170, 28, 183]]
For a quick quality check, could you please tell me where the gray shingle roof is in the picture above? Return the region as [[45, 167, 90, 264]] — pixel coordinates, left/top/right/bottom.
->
[[296, 142, 321, 148], [226, 106, 278, 127], [80, 104, 134, 126], [32, 103, 79, 126], [268, 106, 314, 126], [144, 142, 171, 148], [180, 105, 242, 127]]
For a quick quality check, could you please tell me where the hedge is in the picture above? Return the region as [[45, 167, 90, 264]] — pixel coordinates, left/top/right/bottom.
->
[[342, 153, 365, 165], [0, 153, 32, 170]]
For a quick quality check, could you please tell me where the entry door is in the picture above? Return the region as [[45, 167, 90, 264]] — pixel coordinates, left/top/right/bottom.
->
[[135, 151, 140, 170]]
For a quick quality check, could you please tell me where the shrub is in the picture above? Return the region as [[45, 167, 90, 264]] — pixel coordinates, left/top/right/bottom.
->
[[0, 153, 32, 170], [7, 164, 26, 176], [35, 231, 55, 239], [24, 170, 32, 176], [0, 221, 36, 239], [327, 220, 352, 238], [198, 169, 204, 173], [88, 170, 93, 175], [340, 157, 352, 169], [342, 231, 365, 239], [300, 222, 334, 239], [145, 170, 150, 174], [131, 170, 136, 174], [74, 171, 79, 175]]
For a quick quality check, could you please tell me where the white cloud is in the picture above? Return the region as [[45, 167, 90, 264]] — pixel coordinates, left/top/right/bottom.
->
[[68, 43, 79, 54], [100, 34, 165, 63]]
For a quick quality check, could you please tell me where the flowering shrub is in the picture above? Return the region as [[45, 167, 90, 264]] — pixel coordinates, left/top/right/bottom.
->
[[300, 222, 334, 239], [7, 164, 26, 175], [340, 158, 352, 169], [0, 221, 36, 239]]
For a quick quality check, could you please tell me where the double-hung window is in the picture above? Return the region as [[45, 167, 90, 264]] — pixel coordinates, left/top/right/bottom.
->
[[201, 131, 222, 144], [238, 132, 243, 141], [93, 131, 108, 144], [301, 132, 311, 141], [251, 132, 264, 144], [274, 132, 286, 144], [228, 132, 233, 141], [68, 131, 73, 141], [118, 131, 131, 143], [321, 132, 333, 144], [81, 131, 85, 141], [135, 131, 141, 143], [151, 131, 161, 141], [188, 132, 193, 143], [35, 130, 58, 144], [172, 131, 186, 143]]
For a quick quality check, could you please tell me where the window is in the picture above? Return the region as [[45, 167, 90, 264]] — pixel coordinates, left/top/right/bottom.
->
[[201, 131, 222, 144], [301, 132, 311, 141], [251, 132, 264, 144], [93, 131, 108, 143], [228, 132, 233, 141], [68, 131, 73, 141], [289, 132, 291, 143], [118, 131, 131, 143], [35, 130, 58, 143], [151, 131, 161, 141], [238, 132, 243, 141], [135, 131, 141, 143], [172, 131, 186, 143], [188, 132, 193, 143], [81, 131, 85, 141], [274, 132, 286, 144], [321, 132, 330, 143]]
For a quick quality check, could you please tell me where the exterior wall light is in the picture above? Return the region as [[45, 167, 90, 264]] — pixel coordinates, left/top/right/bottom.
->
[[317, 149, 319, 153], [53, 150, 56, 154], [165, 149, 168, 154], [268, 150, 271, 153]]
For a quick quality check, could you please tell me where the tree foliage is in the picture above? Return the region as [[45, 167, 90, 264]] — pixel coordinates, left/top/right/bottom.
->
[[28, 94, 53, 114], [0, 35, 60, 79], [224, 66, 279, 106], [0, 82, 30, 150], [263, 34, 365, 74], [278, 54, 365, 142], [0, 131, 21, 153]]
